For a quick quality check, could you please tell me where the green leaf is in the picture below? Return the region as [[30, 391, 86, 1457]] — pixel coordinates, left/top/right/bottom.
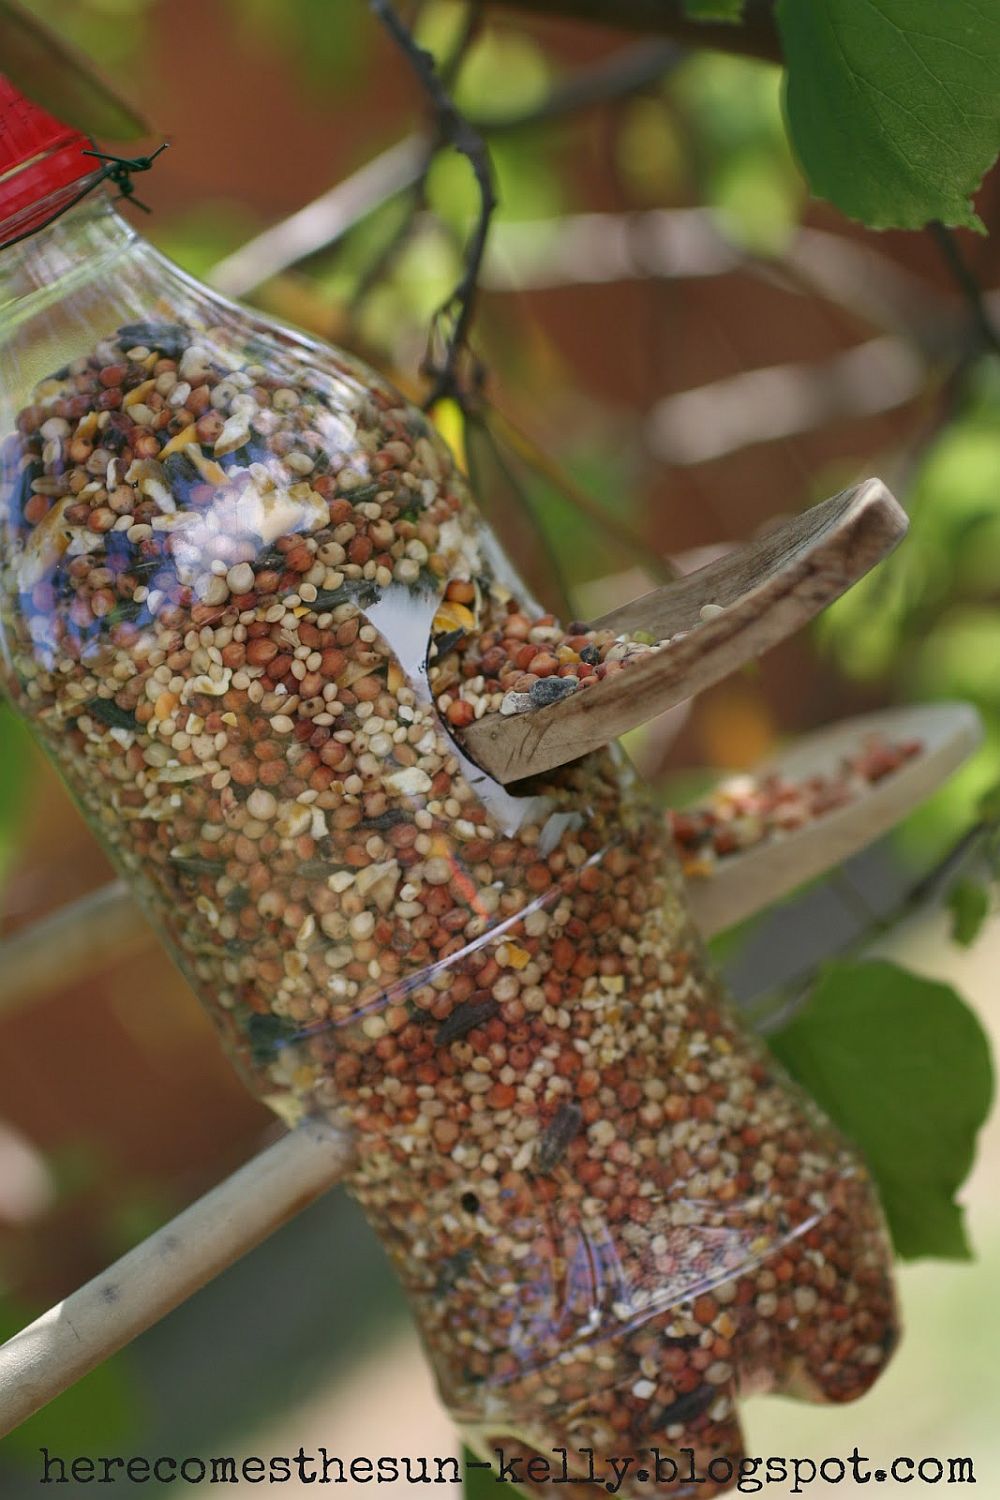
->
[[226, 0, 369, 90], [769, 960, 994, 1260], [947, 877, 991, 948], [978, 778, 1000, 824], [708, 143, 804, 253], [0, 703, 30, 827], [777, 0, 1000, 230], [452, 28, 551, 119], [682, 0, 745, 19], [0, 702, 35, 897], [463, 1447, 529, 1500]]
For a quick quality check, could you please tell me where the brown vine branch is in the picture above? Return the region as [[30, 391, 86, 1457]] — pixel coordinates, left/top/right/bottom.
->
[[345, 39, 684, 339], [349, 39, 684, 329], [488, 0, 783, 64], [928, 221, 1000, 362], [476, 37, 682, 132], [883, 227, 1000, 495], [485, 404, 680, 582], [348, 2, 487, 319], [210, 43, 688, 300], [371, 0, 497, 408]]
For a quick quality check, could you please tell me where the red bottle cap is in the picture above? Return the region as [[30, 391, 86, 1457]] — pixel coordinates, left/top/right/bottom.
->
[[0, 74, 96, 243]]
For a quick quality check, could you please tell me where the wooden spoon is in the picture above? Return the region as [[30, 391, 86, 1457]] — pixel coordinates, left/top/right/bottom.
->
[[459, 479, 907, 785], [684, 701, 983, 937]]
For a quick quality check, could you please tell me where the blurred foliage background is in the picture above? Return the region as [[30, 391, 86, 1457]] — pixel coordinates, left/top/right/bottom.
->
[[1, 1, 1000, 1495]]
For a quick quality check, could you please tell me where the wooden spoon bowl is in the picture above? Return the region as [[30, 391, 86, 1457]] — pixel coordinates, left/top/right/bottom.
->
[[460, 479, 908, 784], [684, 700, 983, 936]]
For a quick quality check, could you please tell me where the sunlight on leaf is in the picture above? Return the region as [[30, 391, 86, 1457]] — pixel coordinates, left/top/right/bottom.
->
[[454, 31, 550, 120], [671, 51, 803, 246], [615, 96, 687, 203], [672, 51, 787, 154], [416, 0, 474, 67], [907, 609, 1000, 708], [708, 144, 803, 253], [224, 0, 368, 90]]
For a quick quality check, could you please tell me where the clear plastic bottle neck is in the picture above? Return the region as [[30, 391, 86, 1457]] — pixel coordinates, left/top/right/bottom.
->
[[0, 193, 138, 316]]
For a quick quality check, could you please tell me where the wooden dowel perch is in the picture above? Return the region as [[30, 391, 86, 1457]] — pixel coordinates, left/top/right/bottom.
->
[[0, 1118, 355, 1439], [0, 881, 152, 1019]]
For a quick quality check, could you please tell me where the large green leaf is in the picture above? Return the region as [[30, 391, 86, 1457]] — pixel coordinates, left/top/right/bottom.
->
[[769, 961, 994, 1260], [777, 0, 1000, 230]]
